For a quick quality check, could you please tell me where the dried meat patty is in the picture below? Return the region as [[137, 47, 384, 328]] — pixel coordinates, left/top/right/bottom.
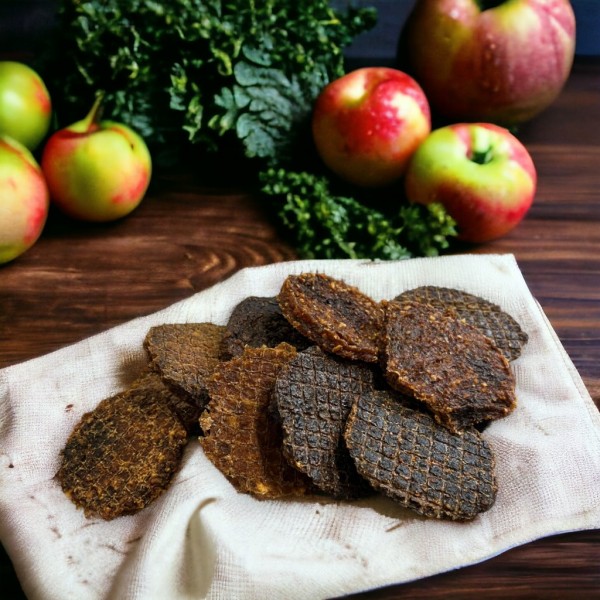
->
[[394, 286, 528, 361], [220, 296, 311, 360], [383, 301, 517, 432], [344, 390, 497, 521], [278, 273, 383, 363], [57, 376, 188, 520], [200, 344, 310, 498], [144, 323, 226, 409], [273, 346, 375, 499]]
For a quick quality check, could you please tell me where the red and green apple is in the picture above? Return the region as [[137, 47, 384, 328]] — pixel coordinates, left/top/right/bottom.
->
[[311, 67, 431, 187], [41, 97, 152, 222], [0, 136, 49, 264], [401, 0, 576, 125], [404, 122, 537, 243], [0, 61, 52, 151]]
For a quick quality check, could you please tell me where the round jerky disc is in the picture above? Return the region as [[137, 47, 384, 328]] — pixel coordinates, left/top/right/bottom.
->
[[57, 380, 188, 520], [383, 301, 517, 432], [200, 344, 310, 499], [394, 286, 528, 361], [144, 322, 226, 409], [344, 390, 497, 521], [277, 273, 383, 363], [273, 346, 375, 499], [220, 296, 311, 360]]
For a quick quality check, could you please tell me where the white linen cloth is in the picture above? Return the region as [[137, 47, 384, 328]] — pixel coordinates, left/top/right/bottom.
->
[[1, 254, 599, 600]]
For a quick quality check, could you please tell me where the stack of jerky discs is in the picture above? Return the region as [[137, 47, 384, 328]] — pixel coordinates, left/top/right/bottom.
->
[[57, 272, 527, 522]]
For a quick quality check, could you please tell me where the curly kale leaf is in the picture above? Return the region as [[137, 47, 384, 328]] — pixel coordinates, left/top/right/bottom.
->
[[169, 4, 376, 163], [41, 0, 376, 164], [207, 53, 328, 163], [260, 169, 457, 260]]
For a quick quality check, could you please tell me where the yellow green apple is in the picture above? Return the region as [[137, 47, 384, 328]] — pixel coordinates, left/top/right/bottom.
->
[[0, 61, 52, 151], [41, 97, 152, 222], [0, 136, 49, 264], [402, 0, 576, 125], [404, 122, 537, 243], [311, 67, 431, 187]]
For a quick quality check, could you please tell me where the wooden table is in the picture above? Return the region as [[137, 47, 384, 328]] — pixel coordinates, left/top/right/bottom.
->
[[2, 59, 599, 599]]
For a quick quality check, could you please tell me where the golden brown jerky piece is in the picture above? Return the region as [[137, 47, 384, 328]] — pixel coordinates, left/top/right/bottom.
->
[[344, 390, 497, 521], [130, 370, 201, 434], [273, 346, 374, 499], [394, 286, 528, 361], [144, 323, 226, 409], [278, 273, 383, 363], [383, 301, 517, 432], [57, 379, 187, 520], [220, 296, 311, 360], [200, 344, 310, 498]]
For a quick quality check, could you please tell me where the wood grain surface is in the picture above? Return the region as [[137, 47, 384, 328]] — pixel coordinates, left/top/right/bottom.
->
[[1, 60, 599, 599]]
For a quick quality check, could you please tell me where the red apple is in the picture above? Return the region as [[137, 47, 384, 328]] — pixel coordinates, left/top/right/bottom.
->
[[311, 67, 431, 187], [41, 97, 152, 222], [0, 136, 49, 264], [0, 61, 52, 151], [401, 0, 576, 126], [404, 122, 536, 243]]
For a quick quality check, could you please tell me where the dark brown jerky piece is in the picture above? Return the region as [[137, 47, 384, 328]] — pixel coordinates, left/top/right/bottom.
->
[[344, 390, 497, 521], [220, 296, 311, 360], [57, 377, 187, 520], [144, 323, 226, 409], [278, 273, 383, 363], [273, 346, 375, 499], [394, 286, 528, 361], [383, 301, 517, 432], [200, 344, 310, 499], [129, 370, 201, 434]]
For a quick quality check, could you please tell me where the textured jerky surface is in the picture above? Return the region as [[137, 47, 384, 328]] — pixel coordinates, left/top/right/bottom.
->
[[278, 273, 383, 363], [273, 346, 375, 499], [383, 301, 517, 432], [200, 344, 310, 498], [344, 390, 497, 521], [220, 296, 311, 360], [144, 323, 226, 409], [57, 377, 188, 520], [129, 370, 201, 434], [394, 286, 528, 361]]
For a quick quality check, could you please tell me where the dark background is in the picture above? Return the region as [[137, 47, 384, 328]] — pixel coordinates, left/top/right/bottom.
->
[[1, 1, 599, 61]]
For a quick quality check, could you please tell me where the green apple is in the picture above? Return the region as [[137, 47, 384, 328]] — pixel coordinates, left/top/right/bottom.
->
[[312, 67, 431, 187], [41, 97, 152, 222], [0, 136, 49, 264], [0, 61, 52, 151], [401, 0, 576, 125], [404, 123, 537, 243]]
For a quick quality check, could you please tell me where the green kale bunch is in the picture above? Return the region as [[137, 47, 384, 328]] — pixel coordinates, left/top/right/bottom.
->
[[42, 0, 375, 163], [40, 0, 457, 259], [260, 169, 456, 260]]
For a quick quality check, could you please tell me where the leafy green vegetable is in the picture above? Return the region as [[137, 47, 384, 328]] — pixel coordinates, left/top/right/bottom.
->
[[41, 0, 375, 164], [40, 0, 458, 260], [260, 169, 457, 260]]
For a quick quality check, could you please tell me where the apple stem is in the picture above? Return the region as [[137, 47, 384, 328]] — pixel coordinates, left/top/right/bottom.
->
[[471, 147, 494, 165], [83, 95, 105, 132], [475, 0, 506, 10]]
